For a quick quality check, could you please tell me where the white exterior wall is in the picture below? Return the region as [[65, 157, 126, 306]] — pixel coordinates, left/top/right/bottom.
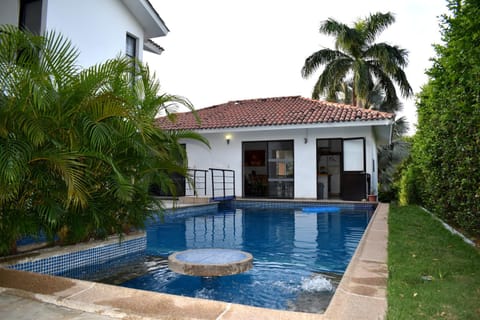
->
[[0, 0, 145, 68], [45, 0, 144, 67], [183, 126, 379, 199]]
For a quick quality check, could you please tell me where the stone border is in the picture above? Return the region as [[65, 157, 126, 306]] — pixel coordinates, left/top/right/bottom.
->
[[420, 207, 476, 247], [324, 203, 388, 319], [168, 249, 253, 276]]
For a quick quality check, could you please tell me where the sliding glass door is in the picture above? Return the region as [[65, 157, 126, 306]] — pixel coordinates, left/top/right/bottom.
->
[[267, 141, 294, 198], [243, 140, 294, 199]]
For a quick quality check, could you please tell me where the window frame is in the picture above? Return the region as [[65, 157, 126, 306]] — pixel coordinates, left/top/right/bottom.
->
[[126, 33, 138, 60], [19, 0, 43, 35]]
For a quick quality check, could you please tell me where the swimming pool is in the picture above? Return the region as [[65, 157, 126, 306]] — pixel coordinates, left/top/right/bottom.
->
[[64, 202, 373, 313]]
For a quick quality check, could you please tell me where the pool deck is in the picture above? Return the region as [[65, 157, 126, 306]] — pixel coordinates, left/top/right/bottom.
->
[[0, 202, 389, 320]]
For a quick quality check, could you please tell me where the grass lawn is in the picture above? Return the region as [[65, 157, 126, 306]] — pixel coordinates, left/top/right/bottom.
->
[[388, 205, 480, 319]]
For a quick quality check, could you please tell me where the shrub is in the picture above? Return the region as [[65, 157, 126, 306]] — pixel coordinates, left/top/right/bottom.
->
[[407, 0, 480, 236], [0, 26, 205, 255]]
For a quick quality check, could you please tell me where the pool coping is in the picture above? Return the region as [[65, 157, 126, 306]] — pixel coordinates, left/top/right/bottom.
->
[[0, 202, 388, 320], [324, 202, 388, 319]]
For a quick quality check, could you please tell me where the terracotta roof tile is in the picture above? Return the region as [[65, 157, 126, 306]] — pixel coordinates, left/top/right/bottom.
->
[[155, 96, 394, 130]]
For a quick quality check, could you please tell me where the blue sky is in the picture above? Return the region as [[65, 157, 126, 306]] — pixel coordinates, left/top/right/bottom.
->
[[147, 0, 447, 132]]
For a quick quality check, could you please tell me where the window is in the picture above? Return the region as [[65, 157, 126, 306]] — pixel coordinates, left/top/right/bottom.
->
[[126, 34, 137, 59], [19, 0, 43, 35], [126, 34, 138, 81], [343, 138, 365, 172]]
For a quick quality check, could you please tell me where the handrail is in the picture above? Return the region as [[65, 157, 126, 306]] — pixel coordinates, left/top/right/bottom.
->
[[186, 169, 208, 196], [209, 168, 235, 200]]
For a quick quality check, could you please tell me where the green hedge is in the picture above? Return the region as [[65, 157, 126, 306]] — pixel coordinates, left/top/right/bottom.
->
[[400, 0, 480, 236]]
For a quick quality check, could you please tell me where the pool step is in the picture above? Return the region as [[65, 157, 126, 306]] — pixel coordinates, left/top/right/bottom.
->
[[178, 196, 210, 204]]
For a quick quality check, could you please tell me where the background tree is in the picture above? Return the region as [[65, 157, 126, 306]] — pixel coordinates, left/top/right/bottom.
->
[[0, 26, 207, 254], [400, 0, 480, 236], [301, 12, 413, 107], [365, 86, 410, 201], [301, 12, 414, 200]]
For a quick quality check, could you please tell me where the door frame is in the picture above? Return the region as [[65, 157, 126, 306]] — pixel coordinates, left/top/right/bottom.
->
[[242, 140, 294, 199], [316, 137, 367, 200]]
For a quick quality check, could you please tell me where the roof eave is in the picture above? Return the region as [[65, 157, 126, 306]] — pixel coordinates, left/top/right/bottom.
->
[[373, 118, 395, 146], [144, 39, 164, 55], [122, 0, 169, 39], [168, 119, 395, 134]]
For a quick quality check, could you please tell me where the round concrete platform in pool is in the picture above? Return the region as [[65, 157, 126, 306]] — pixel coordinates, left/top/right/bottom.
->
[[168, 248, 253, 277]]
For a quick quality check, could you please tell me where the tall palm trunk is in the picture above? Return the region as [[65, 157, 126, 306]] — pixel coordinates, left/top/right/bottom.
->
[[352, 85, 357, 107]]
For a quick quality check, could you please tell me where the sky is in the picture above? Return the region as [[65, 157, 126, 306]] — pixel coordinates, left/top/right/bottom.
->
[[146, 0, 448, 132]]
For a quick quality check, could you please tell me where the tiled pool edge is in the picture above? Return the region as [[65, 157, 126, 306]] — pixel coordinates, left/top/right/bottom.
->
[[236, 198, 376, 210], [0, 202, 388, 319], [1, 233, 146, 275], [1, 203, 219, 275]]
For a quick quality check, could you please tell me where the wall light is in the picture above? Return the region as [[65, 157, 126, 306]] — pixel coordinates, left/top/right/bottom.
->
[[225, 134, 232, 145]]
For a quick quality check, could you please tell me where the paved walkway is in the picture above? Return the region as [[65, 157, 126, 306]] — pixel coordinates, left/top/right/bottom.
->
[[0, 289, 113, 320]]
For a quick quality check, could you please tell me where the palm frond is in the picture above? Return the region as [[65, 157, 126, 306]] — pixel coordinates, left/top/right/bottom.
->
[[0, 137, 30, 176], [301, 48, 349, 78], [365, 43, 409, 69], [392, 68, 413, 98], [29, 151, 90, 209], [392, 116, 410, 137], [312, 57, 352, 99], [353, 60, 374, 103], [362, 12, 395, 44], [368, 63, 399, 101], [303, 12, 411, 107], [41, 30, 79, 88], [320, 18, 362, 55]]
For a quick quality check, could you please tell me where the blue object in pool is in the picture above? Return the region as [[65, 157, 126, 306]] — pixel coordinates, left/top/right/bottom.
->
[[302, 206, 340, 213]]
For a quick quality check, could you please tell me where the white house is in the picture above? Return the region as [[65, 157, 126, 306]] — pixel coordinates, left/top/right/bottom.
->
[[156, 96, 394, 201], [0, 0, 168, 67]]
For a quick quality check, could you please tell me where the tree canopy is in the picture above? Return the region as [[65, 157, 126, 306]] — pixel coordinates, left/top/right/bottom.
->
[[302, 12, 412, 107]]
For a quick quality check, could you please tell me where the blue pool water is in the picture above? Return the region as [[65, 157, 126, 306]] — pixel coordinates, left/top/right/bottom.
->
[[66, 205, 373, 313]]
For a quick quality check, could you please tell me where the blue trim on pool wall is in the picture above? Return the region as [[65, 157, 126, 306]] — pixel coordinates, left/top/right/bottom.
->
[[235, 199, 376, 210], [149, 203, 219, 223], [7, 237, 146, 276]]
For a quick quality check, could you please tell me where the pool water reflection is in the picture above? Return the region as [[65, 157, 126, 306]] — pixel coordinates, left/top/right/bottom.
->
[[122, 207, 371, 312]]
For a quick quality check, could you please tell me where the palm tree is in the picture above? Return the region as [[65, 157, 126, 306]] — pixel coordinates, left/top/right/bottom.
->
[[0, 25, 205, 254], [301, 12, 413, 107]]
